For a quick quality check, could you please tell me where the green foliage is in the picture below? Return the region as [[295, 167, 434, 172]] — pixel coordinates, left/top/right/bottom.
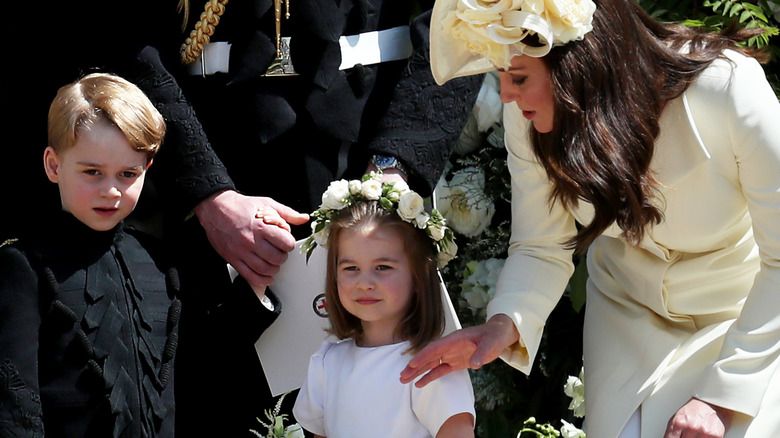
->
[[637, 0, 780, 98]]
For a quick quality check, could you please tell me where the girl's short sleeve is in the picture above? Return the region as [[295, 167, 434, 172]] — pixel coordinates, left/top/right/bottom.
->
[[411, 368, 476, 436]]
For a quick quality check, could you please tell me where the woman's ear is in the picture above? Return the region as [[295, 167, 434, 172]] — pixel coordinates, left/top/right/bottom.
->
[[146, 158, 154, 169], [43, 146, 61, 183]]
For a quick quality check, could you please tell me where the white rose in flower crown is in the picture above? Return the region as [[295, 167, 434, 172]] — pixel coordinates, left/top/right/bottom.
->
[[436, 168, 495, 238], [397, 191, 425, 222], [437, 239, 458, 268], [311, 221, 330, 247], [321, 180, 350, 210], [428, 223, 446, 241], [360, 179, 383, 200], [348, 179, 362, 195], [391, 179, 411, 195]]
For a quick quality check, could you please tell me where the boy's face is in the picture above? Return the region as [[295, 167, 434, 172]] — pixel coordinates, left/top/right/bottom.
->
[[43, 123, 151, 231]]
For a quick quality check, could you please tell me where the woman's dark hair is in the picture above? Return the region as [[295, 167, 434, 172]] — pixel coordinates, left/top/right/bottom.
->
[[532, 0, 767, 252], [324, 201, 445, 353]]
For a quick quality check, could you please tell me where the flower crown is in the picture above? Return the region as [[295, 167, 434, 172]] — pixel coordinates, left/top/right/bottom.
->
[[302, 172, 458, 268], [430, 0, 596, 83]]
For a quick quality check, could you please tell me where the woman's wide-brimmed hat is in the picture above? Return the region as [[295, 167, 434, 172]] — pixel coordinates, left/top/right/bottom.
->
[[430, 0, 597, 84]]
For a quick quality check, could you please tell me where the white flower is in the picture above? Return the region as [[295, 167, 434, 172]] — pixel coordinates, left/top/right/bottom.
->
[[391, 179, 411, 195], [560, 420, 586, 438], [320, 180, 350, 210], [428, 223, 445, 241], [397, 191, 425, 222], [445, 0, 596, 68], [437, 239, 458, 268], [282, 424, 305, 438], [564, 367, 586, 418], [311, 221, 330, 247], [545, 0, 597, 45], [436, 168, 495, 238], [360, 178, 383, 200], [415, 212, 430, 229], [460, 258, 505, 318], [348, 179, 362, 195]]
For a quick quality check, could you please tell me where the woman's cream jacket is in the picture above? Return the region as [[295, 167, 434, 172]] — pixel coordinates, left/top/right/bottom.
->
[[488, 50, 780, 437]]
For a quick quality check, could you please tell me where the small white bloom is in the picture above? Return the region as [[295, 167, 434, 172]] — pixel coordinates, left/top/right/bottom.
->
[[415, 212, 430, 229], [283, 424, 305, 438], [348, 180, 362, 195], [311, 221, 330, 247], [437, 239, 458, 268], [397, 191, 425, 221], [560, 420, 586, 438], [360, 178, 383, 200], [564, 367, 586, 418], [428, 224, 445, 241], [392, 179, 411, 195], [320, 180, 350, 210]]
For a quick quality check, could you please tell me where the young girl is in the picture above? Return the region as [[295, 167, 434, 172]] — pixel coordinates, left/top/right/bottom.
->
[[293, 173, 475, 438]]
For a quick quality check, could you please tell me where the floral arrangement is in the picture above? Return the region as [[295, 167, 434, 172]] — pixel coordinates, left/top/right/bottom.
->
[[443, 0, 597, 68], [435, 71, 586, 437], [250, 392, 304, 438], [302, 171, 458, 267]]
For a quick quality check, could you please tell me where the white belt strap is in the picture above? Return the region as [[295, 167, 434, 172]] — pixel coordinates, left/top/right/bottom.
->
[[187, 41, 232, 76], [338, 25, 412, 70], [187, 25, 412, 75]]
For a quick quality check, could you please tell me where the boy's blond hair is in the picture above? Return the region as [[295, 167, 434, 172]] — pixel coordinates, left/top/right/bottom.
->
[[47, 73, 165, 160]]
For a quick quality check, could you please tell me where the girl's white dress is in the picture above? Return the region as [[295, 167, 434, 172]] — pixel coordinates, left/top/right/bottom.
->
[[293, 339, 475, 437]]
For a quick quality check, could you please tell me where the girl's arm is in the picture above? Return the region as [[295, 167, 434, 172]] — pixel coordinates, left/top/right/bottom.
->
[[436, 413, 475, 438]]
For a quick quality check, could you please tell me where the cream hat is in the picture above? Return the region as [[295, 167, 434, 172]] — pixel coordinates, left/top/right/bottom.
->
[[431, 0, 597, 84]]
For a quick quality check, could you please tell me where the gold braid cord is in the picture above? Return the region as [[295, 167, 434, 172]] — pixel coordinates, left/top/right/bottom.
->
[[180, 0, 229, 65]]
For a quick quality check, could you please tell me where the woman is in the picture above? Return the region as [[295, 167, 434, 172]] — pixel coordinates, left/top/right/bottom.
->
[[400, 0, 780, 437]]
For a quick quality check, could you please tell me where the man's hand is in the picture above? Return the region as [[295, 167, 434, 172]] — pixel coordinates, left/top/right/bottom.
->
[[194, 190, 309, 290]]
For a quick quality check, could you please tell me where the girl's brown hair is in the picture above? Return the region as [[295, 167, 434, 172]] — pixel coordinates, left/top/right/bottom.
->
[[324, 201, 445, 353], [531, 0, 767, 253]]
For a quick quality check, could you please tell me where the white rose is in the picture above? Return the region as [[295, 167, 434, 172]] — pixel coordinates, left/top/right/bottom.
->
[[437, 168, 495, 237], [397, 191, 425, 221], [391, 179, 410, 195], [320, 180, 350, 210], [360, 179, 383, 200], [437, 239, 458, 268], [311, 221, 330, 247], [428, 224, 445, 241], [414, 212, 430, 229], [348, 180, 362, 195], [560, 420, 586, 438]]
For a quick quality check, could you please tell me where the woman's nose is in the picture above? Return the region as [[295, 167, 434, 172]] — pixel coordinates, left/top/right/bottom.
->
[[498, 72, 519, 103]]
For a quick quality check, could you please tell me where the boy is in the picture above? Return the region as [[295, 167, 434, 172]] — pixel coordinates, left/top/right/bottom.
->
[[0, 73, 178, 436]]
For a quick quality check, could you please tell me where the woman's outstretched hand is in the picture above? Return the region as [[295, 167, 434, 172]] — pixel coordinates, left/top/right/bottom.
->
[[400, 314, 519, 387]]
